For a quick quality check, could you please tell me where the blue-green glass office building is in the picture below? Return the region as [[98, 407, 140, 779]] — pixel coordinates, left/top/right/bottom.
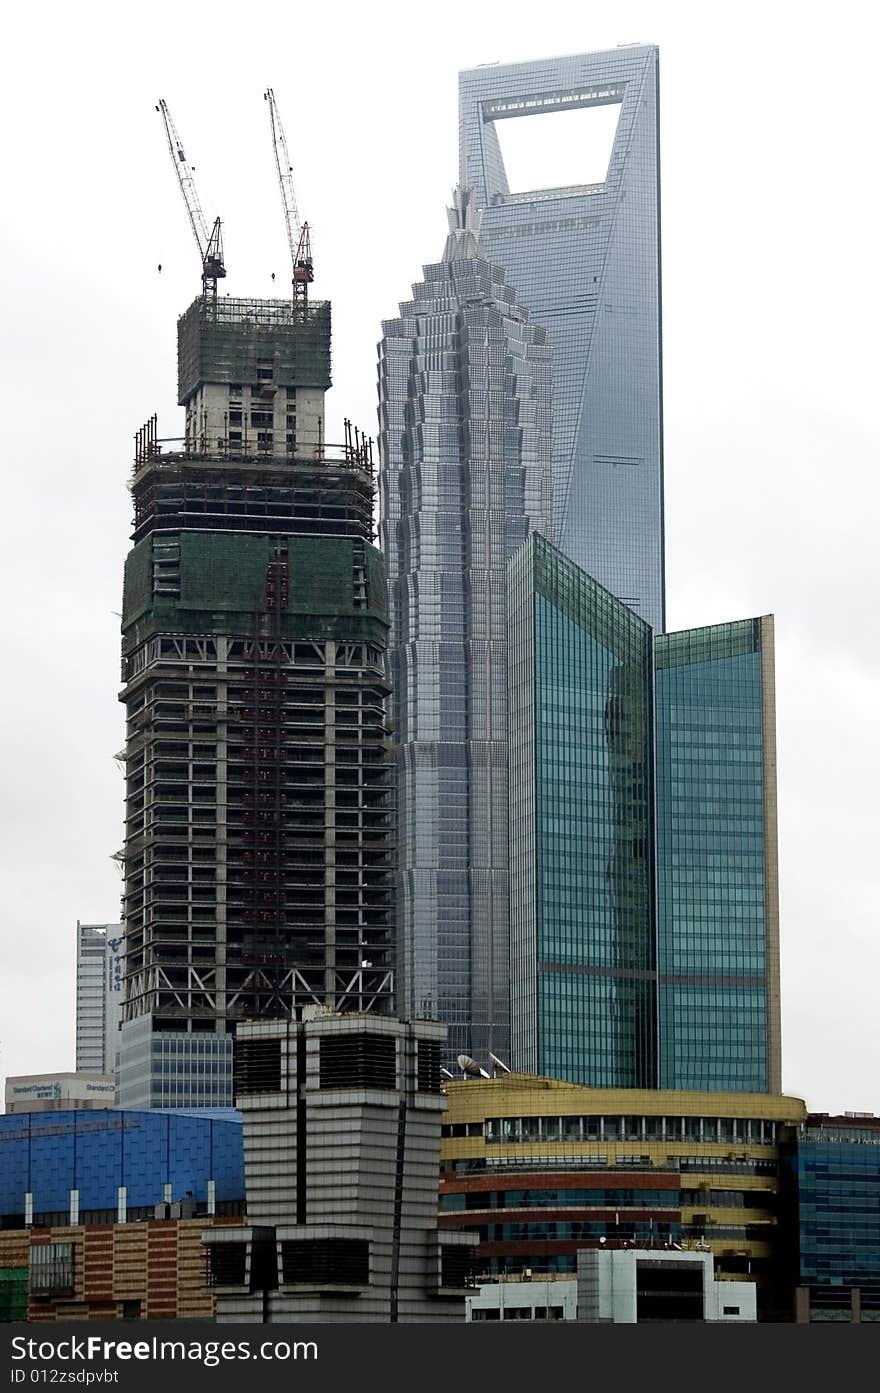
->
[[508, 534, 781, 1092], [508, 533, 655, 1086], [784, 1113, 880, 1321], [655, 620, 781, 1093]]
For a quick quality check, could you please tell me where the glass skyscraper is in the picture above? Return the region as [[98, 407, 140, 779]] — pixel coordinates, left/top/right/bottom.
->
[[460, 46, 664, 632], [655, 620, 781, 1093], [378, 190, 553, 1061], [508, 533, 656, 1086], [508, 533, 781, 1092]]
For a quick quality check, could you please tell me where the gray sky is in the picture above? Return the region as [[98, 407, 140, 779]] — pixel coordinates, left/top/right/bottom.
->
[[1, 0, 877, 1112]]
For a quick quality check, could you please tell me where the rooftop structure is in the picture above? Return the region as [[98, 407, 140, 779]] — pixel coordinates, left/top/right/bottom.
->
[[4, 1074, 116, 1115]]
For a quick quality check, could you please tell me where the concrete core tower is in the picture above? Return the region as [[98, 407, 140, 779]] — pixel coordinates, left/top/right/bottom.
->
[[118, 295, 394, 1108]]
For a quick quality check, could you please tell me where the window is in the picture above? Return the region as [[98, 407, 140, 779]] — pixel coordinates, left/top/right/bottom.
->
[[417, 1041, 442, 1093], [319, 1033, 396, 1090], [29, 1243, 75, 1297], [233, 1037, 281, 1094], [281, 1239, 369, 1286], [440, 1244, 476, 1289]]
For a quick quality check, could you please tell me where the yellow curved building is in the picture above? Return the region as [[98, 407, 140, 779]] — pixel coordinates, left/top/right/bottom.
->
[[440, 1075, 805, 1319]]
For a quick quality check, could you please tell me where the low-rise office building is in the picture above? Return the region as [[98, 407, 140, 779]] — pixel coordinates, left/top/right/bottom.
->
[[784, 1112, 880, 1322], [5, 1074, 116, 1115], [0, 1217, 244, 1322], [204, 1012, 476, 1322], [466, 1248, 756, 1323], [441, 1074, 805, 1319], [0, 1108, 244, 1226], [0, 1106, 246, 1323]]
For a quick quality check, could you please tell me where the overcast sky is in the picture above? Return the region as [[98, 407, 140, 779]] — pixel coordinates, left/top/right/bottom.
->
[[1, 1, 877, 1113]]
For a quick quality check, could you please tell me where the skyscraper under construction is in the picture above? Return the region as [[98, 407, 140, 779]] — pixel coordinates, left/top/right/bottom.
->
[[117, 293, 394, 1108]]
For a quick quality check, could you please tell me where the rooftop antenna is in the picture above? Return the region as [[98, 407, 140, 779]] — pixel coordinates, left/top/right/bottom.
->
[[156, 98, 226, 300], [457, 1054, 490, 1080], [489, 1052, 511, 1076]]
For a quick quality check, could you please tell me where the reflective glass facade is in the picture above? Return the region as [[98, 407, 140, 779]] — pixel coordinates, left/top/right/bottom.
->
[[508, 535, 781, 1092], [508, 534, 655, 1085], [786, 1116, 880, 1313], [378, 195, 552, 1061], [655, 620, 780, 1093], [460, 47, 664, 631]]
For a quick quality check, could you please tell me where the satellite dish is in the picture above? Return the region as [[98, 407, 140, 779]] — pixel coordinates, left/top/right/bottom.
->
[[489, 1052, 511, 1075], [457, 1054, 490, 1079]]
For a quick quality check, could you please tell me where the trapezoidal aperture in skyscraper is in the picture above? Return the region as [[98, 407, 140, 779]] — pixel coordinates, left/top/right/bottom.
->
[[460, 46, 665, 632]]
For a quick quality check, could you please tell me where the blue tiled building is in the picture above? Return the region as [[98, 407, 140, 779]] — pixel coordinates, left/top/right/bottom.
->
[[0, 1109, 243, 1224]]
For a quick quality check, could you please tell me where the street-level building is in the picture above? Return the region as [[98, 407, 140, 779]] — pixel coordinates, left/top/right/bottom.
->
[[204, 1011, 475, 1322], [440, 1074, 805, 1320], [0, 1107, 243, 1225], [0, 1217, 244, 1323], [784, 1112, 880, 1322], [466, 1249, 756, 1322], [0, 1106, 245, 1323]]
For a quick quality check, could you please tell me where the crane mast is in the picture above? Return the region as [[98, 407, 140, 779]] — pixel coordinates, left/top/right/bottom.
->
[[264, 87, 313, 307], [157, 98, 226, 300]]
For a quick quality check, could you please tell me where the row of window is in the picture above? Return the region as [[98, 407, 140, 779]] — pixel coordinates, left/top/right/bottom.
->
[[479, 1115, 778, 1144], [440, 1186, 771, 1211]]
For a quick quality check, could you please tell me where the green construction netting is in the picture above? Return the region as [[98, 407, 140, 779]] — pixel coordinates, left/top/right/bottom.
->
[[177, 297, 332, 404]]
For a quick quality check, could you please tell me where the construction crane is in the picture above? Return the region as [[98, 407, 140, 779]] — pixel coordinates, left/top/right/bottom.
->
[[264, 87, 313, 306], [156, 98, 226, 299]]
